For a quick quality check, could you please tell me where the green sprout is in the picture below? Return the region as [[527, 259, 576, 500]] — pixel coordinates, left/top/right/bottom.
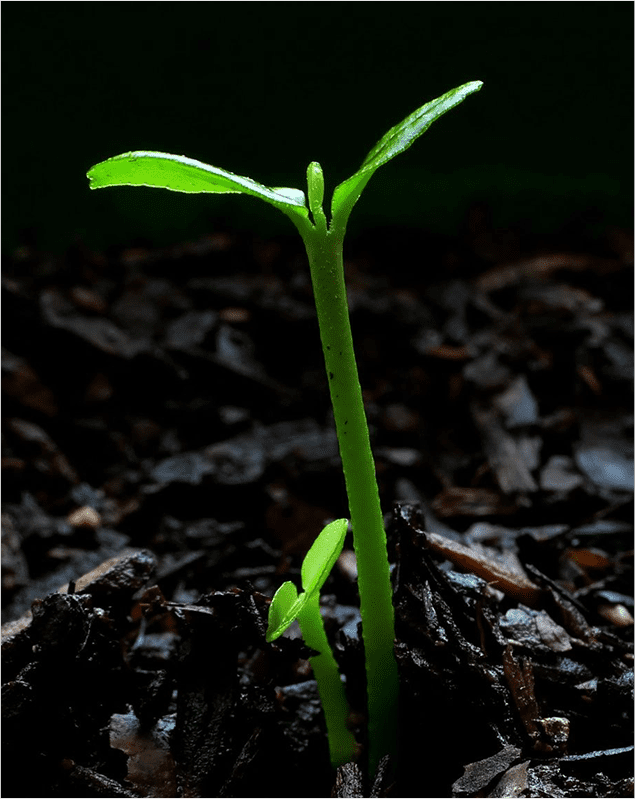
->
[[86, 80, 483, 775], [266, 518, 358, 768]]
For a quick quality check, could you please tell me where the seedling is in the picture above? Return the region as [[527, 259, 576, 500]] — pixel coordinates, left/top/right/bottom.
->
[[87, 79, 483, 775], [266, 517, 358, 768]]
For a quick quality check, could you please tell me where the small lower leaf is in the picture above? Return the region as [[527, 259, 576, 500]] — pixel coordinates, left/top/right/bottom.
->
[[266, 580, 302, 642], [301, 518, 348, 596]]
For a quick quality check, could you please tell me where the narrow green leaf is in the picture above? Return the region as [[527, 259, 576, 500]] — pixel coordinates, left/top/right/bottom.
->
[[266, 580, 302, 642], [301, 518, 348, 596], [359, 80, 483, 172], [87, 151, 308, 219], [331, 80, 483, 225]]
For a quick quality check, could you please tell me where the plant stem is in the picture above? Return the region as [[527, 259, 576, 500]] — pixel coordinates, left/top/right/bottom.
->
[[297, 593, 358, 768], [299, 221, 399, 776]]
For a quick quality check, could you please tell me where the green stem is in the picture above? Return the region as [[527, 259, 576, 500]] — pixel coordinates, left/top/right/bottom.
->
[[298, 219, 399, 776], [297, 593, 358, 767]]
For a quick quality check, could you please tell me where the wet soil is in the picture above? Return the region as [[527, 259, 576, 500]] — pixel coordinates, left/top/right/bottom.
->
[[2, 209, 633, 797]]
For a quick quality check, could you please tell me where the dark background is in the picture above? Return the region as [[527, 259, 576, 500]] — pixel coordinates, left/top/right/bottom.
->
[[2, 2, 632, 254]]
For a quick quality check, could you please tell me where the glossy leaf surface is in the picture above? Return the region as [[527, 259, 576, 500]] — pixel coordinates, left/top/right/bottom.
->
[[87, 151, 308, 219], [331, 80, 483, 225]]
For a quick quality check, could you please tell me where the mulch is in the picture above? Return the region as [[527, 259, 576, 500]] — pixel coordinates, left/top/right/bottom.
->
[[2, 208, 633, 797]]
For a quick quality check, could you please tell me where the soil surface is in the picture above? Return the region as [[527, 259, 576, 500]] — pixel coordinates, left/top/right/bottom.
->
[[2, 209, 633, 798]]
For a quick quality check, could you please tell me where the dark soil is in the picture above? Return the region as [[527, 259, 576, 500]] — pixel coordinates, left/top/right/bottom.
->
[[2, 208, 633, 798]]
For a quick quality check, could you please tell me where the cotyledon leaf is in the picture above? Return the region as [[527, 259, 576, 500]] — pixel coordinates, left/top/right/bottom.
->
[[301, 518, 348, 597], [266, 518, 349, 642], [87, 151, 308, 220], [359, 80, 483, 173], [330, 80, 483, 225], [266, 580, 302, 642]]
